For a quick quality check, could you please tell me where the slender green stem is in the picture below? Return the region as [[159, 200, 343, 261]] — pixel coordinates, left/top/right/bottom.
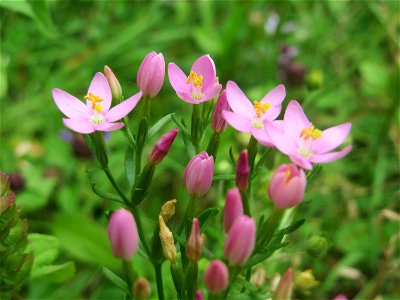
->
[[154, 263, 165, 300], [103, 168, 129, 204], [121, 126, 136, 150], [206, 131, 220, 160], [191, 104, 201, 152], [257, 208, 284, 249], [240, 191, 250, 217], [130, 204, 151, 257], [223, 266, 241, 298]]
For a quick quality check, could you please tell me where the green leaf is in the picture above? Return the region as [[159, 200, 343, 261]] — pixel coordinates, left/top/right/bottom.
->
[[252, 148, 273, 178], [31, 262, 76, 282], [276, 218, 306, 236], [0, 0, 34, 17], [125, 146, 135, 187], [28, 0, 58, 38], [91, 184, 124, 204], [235, 277, 259, 292], [229, 147, 236, 167], [245, 242, 289, 268], [148, 113, 175, 138], [198, 208, 219, 231], [102, 267, 130, 295]]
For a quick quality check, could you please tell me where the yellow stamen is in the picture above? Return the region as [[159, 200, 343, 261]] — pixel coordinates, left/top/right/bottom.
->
[[284, 168, 291, 185], [300, 125, 322, 140], [254, 101, 270, 118], [186, 70, 203, 88], [85, 92, 104, 111]]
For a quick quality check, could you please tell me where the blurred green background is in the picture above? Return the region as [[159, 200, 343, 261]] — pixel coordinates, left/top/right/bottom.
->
[[0, 1, 399, 299]]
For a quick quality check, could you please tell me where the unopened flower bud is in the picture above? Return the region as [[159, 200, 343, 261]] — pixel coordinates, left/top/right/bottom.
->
[[184, 152, 214, 197], [273, 268, 293, 300], [224, 188, 243, 233], [8, 173, 26, 193], [211, 90, 229, 133], [333, 295, 348, 300], [195, 289, 204, 300], [160, 199, 177, 222], [294, 269, 319, 292], [236, 150, 249, 191], [186, 218, 202, 260], [204, 260, 229, 293], [137, 51, 165, 98], [251, 268, 266, 287], [149, 128, 178, 165], [224, 215, 256, 266], [306, 235, 328, 257], [104, 66, 122, 101], [133, 277, 151, 299], [268, 164, 306, 209], [107, 209, 139, 260], [159, 216, 176, 262]]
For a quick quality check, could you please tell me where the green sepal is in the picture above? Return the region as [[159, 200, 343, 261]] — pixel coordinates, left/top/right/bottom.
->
[[185, 260, 198, 300], [131, 163, 156, 205], [170, 262, 186, 300], [89, 132, 109, 169], [150, 222, 164, 264]]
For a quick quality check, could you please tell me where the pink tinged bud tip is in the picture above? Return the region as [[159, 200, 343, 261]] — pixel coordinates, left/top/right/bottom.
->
[[107, 208, 139, 260], [104, 65, 122, 100], [273, 268, 293, 300], [204, 260, 229, 293], [186, 218, 202, 260], [184, 151, 214, 197], [224, 215, 256, 266], [149, 128, 178, 164], [195, 290, 204, 300], [137, 51, 165, 98], [224, 188, 244, 233], [268, 164, 307, 209], [236, 150, 249, 191], [211, 90, 229, 133]]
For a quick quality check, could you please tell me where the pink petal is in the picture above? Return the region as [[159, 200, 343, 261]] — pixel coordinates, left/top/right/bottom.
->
[[288, 154, 313, 170], [226, 81, 255, 119], [63, 118, 95, 134], [264, 120, 294, 154], [177, 91, 200, 104], [95, 122, 125, 131], [222, 110, 253, 132], [168, 63, 190, 94], [283, 100, 311, 140], [87, 72, 112, 111], [310, 145, 352, 163], [191, 55, 216, 90], [52, 88, 89, 119], [312, 123, 352, 154], [261, 84, 286, 106], [137, 51, 157, 88], [252, 128, 273, 147], [263, 103, 283, 121], [202, 81, 222, 102], [106, 91, 142, 122]]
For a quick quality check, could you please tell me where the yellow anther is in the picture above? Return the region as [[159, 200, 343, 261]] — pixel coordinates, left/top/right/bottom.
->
[[284, 168, 291, 185], [85, 92, 104, 111], [253, 101, 270, 118], [300, 125, 322, 140], [186, 70, 203, 88]]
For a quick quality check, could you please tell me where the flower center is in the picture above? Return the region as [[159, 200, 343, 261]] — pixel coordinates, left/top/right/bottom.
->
[[90, 112, 105, 125], [85, 92, 103, 113], [300, 125, 322, 140], [253, 101, 270, 118], [186, 71, 203, 88]]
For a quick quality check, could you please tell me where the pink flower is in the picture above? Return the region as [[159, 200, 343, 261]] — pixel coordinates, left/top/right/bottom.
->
[[168, 55, 222, 104], [211, 90, 229, 133], [53, 72, 142, 134], [184, 152, 214, 197], [268, 164, 306, 209], [224, 215, 256, 266], [204, 260, 229, 293], [224, 188, 244, 233], [265, 100, 352, 169], [149, 128, 178, 165], [137, 51, 165, 98], [107, 208, 139, 260], [222, 81, 286, 146]]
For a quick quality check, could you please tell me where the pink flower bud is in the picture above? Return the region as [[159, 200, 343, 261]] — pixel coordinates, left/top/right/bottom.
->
[[186, 218, 202, 260], [184, 152, 214, 197], [107, 208, 139, 260], [236, 150, 249, 191], [224, 215, 256, 266], [273, 268, 293, 300], [268, 164, 306, 209], [211, 90, 229, 133], [149, 128, 178, 164], [195, 290, 203, 300], [333, 295, 348, 300], [204, 260, 229, 293], [104, 65, 122, 101], [224, 188, 243, 233], [133, 277, 151, 299], [137, 51, 165, 98]]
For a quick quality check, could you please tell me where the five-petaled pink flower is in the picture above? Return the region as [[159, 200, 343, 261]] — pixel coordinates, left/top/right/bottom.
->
[[52, 72, 142, 134], [222, 81, 286, 146], [265, 100, 352, 169], [168, 55, 222, 104]]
